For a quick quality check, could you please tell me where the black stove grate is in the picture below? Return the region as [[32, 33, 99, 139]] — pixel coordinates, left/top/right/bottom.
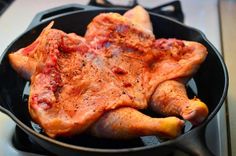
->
[[88, 0, 184, 22], [0, 0, 14, 16], [12, 126, 55, 155]]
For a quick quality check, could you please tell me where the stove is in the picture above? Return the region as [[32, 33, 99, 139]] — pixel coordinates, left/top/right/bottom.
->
[[0, 0, 14, 16], [0, 0, 229, 156]]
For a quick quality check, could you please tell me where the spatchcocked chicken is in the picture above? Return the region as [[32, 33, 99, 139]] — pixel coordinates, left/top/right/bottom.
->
[[8, 6, 208, 139]]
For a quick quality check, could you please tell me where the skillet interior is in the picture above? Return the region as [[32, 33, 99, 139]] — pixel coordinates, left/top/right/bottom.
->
[[0, 8, 228, 154]]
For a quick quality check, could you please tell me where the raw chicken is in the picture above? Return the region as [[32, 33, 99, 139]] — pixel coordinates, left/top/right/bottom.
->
[[8, 6, 208, 139], [150, 80, 208, 125], [123, 5, 153, 32], [122, 6, 208, 125], [90, 107, 183, 139]]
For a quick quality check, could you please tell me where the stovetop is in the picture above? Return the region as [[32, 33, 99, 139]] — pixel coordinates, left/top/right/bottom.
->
[[0, 0, 14, 16], [0, 0, 229, 156]]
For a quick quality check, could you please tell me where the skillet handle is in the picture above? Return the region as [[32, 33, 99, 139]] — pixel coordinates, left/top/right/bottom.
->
[[174, 124, 214, 156], [28, 4, 99, 29]]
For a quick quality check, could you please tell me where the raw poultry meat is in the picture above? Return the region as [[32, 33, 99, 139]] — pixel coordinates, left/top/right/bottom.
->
[[8, 6, 208, 139], [90, 107, 183, 139], [150, 80, 208, 126], [123, 5, 153, 32]]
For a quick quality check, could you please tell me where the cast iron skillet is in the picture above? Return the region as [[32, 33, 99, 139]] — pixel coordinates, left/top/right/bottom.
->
[[0, 4, 228, 156]]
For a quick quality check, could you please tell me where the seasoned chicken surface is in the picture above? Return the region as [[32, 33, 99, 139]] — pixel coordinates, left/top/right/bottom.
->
[[8, 6, 208, 139], [90, 107, 183, 139], [151, 80, 208, 125]]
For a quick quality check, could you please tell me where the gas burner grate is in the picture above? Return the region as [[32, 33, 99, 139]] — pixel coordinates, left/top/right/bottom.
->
[[0, 0, 14, 16], [12, 126, 55, 155], [88, 0, 184, 22]]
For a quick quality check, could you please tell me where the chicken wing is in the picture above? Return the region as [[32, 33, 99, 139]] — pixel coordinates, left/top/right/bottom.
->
[[123, 5, 153, 32], [8, 22, 88, 80], [8, 23, 54, 80]]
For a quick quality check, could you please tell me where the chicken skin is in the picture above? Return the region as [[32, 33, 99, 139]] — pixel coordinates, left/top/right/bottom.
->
[[8, 6, 208, 139], [90, 107, 183, 139], [123, 5, 153, 32], [150, 80, 208, 125]]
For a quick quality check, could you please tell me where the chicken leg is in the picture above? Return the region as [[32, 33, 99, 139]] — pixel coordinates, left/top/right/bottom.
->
[[150, 80, 208, 125], [89, 107, 184, 139]]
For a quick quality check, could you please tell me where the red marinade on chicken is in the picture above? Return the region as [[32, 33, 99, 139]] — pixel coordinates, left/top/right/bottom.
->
[[8, 6, 208, 139]]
